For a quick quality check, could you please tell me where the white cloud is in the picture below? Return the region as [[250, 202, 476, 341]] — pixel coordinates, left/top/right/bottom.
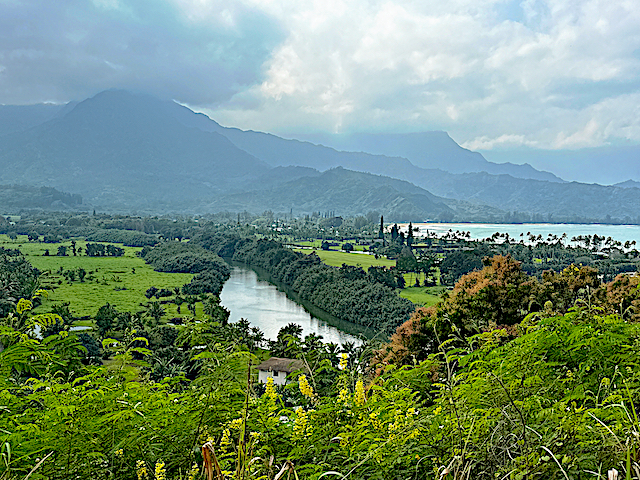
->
[[554, 118, 602, 148], [2, 0, 640, 151], [207, 0, 640, 148], [462, 134, 539, 150]]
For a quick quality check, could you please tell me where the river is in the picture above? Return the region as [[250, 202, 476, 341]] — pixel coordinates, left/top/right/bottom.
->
[[219, 265, 363, 346]]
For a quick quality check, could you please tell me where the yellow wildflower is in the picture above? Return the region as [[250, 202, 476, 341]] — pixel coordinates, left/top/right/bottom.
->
[[114, 448, 123, 457], [339, 353, 348, 370], [264, 376, 278, 401], [220, 428, 232, 454], [337, 387, 349, 404], [355, 380, 366, 406], [293, 407, 312, 439], [154, 460, 166, 480], [369, 411, 382, 429], [187, 464, 199, 480], [136, 460, 148, 480], [229, 418, 243, 430], [298, 374, 314, 399]]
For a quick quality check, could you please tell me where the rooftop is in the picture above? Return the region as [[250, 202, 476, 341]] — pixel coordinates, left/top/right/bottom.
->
[[256, 357, 305, 373]]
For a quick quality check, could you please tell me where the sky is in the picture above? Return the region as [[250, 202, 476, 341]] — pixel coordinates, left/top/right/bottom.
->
[[1, 0, 639, 155]]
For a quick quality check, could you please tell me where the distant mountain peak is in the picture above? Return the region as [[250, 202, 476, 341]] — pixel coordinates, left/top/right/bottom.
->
[[614, 180, 640, 189]]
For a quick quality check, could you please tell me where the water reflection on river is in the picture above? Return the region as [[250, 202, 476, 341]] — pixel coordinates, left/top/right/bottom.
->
[[219, 266, 362, 346]]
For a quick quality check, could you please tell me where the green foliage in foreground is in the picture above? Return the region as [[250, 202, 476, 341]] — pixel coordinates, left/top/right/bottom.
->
[[3, 300, 640, 479]]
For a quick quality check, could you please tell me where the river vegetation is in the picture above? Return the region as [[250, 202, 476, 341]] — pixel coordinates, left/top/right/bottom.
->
[[3, 211, 640, 478], [191, 233, 415, 334]]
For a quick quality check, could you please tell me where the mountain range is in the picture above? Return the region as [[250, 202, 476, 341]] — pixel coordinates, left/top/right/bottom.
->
[[482, 146, 640, 186], [0, 89, 639, 223], [284, 131, 563, 182]]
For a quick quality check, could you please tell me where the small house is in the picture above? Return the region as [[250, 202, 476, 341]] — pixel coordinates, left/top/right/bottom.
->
[[256, 357, 305, 386]]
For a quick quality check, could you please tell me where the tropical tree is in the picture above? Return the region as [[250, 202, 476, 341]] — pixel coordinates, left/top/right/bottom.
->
[[146, 301, 166, 326]]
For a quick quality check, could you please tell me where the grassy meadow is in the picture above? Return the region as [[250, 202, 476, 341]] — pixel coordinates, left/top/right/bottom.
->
[[295, 247, 396, 268], [1, 235, 197, 323], [2, 235, 443, 330], [400, 285, 447, 306]]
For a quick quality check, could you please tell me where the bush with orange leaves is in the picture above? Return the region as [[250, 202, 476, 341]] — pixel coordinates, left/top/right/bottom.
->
[[377, 255, 608, 367], [377, 255, 534, 366], [597, 272, 640, 320], [538, 264, 600, 312]]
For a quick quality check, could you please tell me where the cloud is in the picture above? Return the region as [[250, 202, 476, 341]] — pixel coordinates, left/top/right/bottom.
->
[[210, 0, 640, 148], [462, 134, 539, 151], [0, 0, 284, 105], [1, 0, 639, 151]]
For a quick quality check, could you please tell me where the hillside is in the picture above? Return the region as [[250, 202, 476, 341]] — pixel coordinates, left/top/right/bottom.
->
[[0, 185, 82, 211], [209, 167, 463, 221], [409, 170, 640, 223], [0, 89, 638, 223], [482, 145, 640, 185], [0, 90, 270, 211], [291, 131, 563, 182]]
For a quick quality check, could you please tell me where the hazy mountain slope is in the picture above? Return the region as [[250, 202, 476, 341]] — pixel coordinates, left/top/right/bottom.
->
[[0, 90, 269, 210], [166, 103, 572, 205], [209, 167, 505, 221], [167, 107, 422, 175], [615, 180, 640, 189], [0, 185, 82, 211], [481, 146, 640, 185], [258, 149, 640, 222], [253, 166, 322, 188], [174, 109, 563, 182], [0, 90, 636, 222], [405, 170, 640, 222], [291, 131, 564, 182], [0, 104, 68, 137]]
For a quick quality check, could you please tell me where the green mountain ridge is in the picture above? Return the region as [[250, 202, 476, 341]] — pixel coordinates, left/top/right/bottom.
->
[[0, 90, 639, 223]]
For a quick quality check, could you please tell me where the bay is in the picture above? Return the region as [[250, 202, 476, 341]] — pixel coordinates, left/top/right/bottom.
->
[[406, 223, 640, 244]]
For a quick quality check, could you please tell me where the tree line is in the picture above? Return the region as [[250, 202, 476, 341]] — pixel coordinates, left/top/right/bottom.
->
[[140, 242, 231, 297], [193, 233, 415, 334]]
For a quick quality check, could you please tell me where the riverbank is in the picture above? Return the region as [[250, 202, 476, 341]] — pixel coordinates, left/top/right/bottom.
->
[[221, 261, 373, 343]]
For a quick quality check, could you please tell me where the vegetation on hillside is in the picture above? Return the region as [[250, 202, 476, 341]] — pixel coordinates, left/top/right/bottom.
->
[[3, 239, 640, 478]]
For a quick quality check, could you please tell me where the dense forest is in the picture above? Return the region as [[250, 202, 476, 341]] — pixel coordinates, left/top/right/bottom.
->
[[0, 185, 82, 210], [3, 212, 640, 479]]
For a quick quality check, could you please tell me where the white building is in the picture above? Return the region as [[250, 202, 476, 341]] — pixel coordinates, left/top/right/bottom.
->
[[256, 357, 305, 386]]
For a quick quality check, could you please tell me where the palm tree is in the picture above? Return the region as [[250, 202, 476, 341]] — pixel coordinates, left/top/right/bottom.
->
[[146, 301, 166, 326]]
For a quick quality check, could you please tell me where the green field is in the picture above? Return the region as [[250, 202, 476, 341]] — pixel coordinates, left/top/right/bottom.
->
[[4, 235, 444, 326], [296, 240, 323, 248], [399, 286, 447, 307], [1, 235, 195, 322], [295, 240, 369, 252], [295, 248, 396, 268]]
